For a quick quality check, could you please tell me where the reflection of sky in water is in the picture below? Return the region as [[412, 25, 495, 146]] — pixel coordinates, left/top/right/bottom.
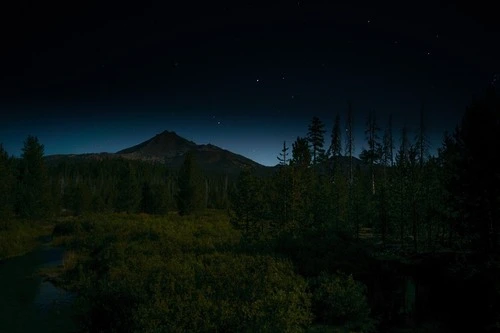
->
[[0, 246, 76, 333], [34, 281, 74, 312]]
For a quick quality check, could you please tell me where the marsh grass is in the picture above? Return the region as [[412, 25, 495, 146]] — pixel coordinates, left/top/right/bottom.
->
[[0, 219, 49, 260], [52, 210, 313, 332]]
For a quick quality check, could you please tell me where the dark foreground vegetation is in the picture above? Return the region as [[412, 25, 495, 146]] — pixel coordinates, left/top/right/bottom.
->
[[0, 219, 48, 260], [1, 88, 499, 332]]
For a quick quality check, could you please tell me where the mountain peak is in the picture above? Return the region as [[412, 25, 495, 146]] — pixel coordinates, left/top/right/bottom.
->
[[115, 131, 267, 175], [116, 130, 196, 157]]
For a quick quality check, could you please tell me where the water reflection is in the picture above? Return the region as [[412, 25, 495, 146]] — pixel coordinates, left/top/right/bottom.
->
[[0, 244, 76, 333]]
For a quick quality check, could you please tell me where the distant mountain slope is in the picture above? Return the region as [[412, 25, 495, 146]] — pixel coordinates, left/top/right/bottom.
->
[[45, 130, 271, 176], [116, 131, 268, 175], [44, 130, 365, 176], [116, 130, 197, 157]]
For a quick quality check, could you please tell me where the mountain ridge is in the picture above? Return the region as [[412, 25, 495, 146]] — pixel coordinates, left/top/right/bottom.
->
[[45, 130, 273, 175], [44, 130, 364, 176]]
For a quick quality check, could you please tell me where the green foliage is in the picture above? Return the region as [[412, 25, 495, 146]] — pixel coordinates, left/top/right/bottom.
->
[[0, 144, 14, 216], [16, 135, 51, 218], [443, 90, 500, 252], [291, 137, 311, 167], [0, 219, 47, 259], [311, 272, 375, 332], [176, 151, 205, 215], [231, 167, 268, 240], [308, 117, 326, 165], [140, 182, 170, 215], [55, 211, 312, 332], [328, 113, 343, 159], [115, 162, 141, 213], [64, 181, 92, 215]]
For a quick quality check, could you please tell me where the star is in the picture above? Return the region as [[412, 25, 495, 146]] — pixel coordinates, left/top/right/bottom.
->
[[426, 51, 431, 56], [367, 20, 371, 24], [217, 121, 221, 125], [256, 79, 260, 83]]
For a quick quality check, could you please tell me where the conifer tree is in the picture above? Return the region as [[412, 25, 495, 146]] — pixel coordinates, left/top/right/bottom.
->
[[16, 136, 51, 218], [291, 137, 311, 167], [328, 113, 343, 182], [176, 151, 204, 215], [231, 167, 263, 239], [415, 104, 429, 168], [0, 144, 14, 216], [360, 111, 382, 194], [329, 113, 343, 159], [392, 126, 412, 246], [345, 103, 355, 185], [444, 90, 500, 252], [382, 114, 394, 168], [274, 141, 291, 230], [277, 141, 289, 166], [115, 162, 140, 213], [290, 137, 314, 232], [307, 117, 326, 165]]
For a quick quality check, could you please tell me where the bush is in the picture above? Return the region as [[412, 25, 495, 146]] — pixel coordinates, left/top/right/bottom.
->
[[311, 271, 375, 332], [56, 212, 312, 332], [0, 219, 47, 259]]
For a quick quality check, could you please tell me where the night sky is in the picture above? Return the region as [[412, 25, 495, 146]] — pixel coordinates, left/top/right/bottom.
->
[[1, 1, 499, 166]]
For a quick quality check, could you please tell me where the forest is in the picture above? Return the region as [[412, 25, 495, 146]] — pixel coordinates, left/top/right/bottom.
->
[[1, 89, 499, 332]]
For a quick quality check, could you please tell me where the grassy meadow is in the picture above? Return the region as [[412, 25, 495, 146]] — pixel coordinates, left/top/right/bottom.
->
[[0, 219, 50, 260], [49, 210, 375, 333]]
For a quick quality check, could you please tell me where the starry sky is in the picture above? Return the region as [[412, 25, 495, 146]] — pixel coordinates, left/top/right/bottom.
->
[[1, 1, 499, 166]]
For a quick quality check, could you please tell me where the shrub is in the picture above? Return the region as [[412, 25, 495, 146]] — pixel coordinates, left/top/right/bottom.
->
[[311, 271, 375, 332]]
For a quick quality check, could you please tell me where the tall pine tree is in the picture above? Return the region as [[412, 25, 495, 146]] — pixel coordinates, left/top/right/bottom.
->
[[307, 117, 326, 165], [16, 136, 51, 218], [0, 144, 14, 216]]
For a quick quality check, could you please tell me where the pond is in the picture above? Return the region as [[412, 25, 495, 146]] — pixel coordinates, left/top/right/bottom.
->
[[0, 239, 76, 333]]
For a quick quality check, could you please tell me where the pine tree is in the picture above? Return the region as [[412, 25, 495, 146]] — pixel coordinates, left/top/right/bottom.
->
[[307, 117, 326, 165], [277, 141, 289, 166], [445, 90, 500, 252], [291, 137, 311, 167], [415, 104, 430, 168], [382, 114, 394, 168], [176, 151, 204, 215], [328, 113, 343, 181], [231, 167, 263, 239], [392, 126, 413, 247], [115, 162, 140, 213], [360, 111, 382, 194], [345, 103, 355, 185], [16, 136, 51, 218], [0, 144, 14, 216], [289, 136, 313, 232], [275, 141, 290, 231], [329, 113, 343, 159]]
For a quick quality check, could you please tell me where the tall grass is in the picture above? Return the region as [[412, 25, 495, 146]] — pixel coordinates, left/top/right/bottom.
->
[[53, 210, 313, 332], [0, 219, 48, 260]]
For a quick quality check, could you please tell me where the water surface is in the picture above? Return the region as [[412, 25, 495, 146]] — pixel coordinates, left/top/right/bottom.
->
[[0, 242, 76, 333]]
